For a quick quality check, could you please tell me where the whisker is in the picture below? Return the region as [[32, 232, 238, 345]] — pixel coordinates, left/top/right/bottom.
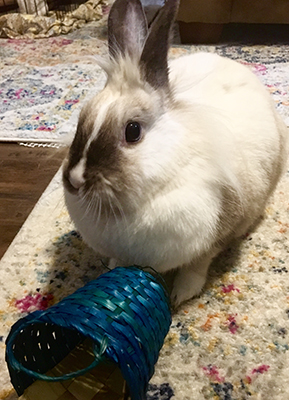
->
[[108, 196, 118, 225], [89, 191, 99, 221], [110, 192, 132, 262], [74, 180, 133, 266], [96, 196, 103, 226], [80, 187, 97, 221], [104, 192, 113, 232]]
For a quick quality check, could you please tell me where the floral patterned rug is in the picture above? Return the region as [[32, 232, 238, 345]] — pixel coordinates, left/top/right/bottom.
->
[[0, 159, 288, 400], [1, 19, 289, 400], [0, 20, 108, 142], [1, 20, 289, 142]]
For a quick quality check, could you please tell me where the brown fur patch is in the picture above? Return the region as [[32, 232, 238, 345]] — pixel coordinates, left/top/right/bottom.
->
[[84, 115, 127, 195], [62, 106, 95, 193], [69, 107, 95, 168]]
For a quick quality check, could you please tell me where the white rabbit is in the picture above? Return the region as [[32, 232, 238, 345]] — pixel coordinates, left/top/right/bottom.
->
[[63, 0, 289, 307]]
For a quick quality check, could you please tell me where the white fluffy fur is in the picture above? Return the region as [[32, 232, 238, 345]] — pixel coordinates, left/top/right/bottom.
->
[[64, 52, 289, 307]]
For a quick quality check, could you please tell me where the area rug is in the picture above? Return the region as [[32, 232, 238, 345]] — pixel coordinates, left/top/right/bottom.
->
[[0, 19, 109, 142], [0, 153, 289, 399], [1, 21, 289, 142], [1, 17, 289, 399]]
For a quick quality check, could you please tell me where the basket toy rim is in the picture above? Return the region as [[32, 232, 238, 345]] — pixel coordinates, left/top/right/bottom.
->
[[6, 323, 108, 381]]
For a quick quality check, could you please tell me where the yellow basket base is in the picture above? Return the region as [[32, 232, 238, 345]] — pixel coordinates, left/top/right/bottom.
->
[[20, 339, 130, 400]]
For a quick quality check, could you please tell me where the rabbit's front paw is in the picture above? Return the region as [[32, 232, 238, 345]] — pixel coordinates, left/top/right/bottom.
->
[[171, 271, 205, 308], [170, 259, 211, 308], [108, 258, 119, 269]]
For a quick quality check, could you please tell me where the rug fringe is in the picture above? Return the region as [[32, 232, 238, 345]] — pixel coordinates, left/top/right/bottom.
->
[[0, 137, 66, 148], [19, 142, 66, 148]]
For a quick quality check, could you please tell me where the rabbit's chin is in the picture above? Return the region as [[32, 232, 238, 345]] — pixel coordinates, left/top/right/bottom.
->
[[64, 183, 221, 275]]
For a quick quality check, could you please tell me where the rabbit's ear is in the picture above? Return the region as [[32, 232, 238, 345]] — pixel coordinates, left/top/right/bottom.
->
[[108, 0, 148, 59], [140, 0, 179, 90]]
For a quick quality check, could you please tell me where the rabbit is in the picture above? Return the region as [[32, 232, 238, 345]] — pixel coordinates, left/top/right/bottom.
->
[[62, 0, 289, 307]]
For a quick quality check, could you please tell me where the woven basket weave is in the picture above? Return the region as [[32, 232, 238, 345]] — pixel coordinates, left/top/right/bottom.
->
[[6, 266, 171, 400]]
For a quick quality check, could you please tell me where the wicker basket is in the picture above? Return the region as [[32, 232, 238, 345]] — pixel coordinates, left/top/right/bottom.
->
[[6, 266, 172, 400]]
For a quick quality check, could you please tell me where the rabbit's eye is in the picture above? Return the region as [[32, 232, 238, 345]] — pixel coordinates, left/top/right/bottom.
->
[[125, 121, 141, 143]]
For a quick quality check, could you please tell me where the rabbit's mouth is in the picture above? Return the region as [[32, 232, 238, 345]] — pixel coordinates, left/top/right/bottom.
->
[[63, 167, 130, 220], [62, 159, 117, 196]]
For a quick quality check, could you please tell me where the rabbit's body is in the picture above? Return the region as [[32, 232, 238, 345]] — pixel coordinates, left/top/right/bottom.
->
[[63, 0, 288, 306], [170, 52, 288, 221]]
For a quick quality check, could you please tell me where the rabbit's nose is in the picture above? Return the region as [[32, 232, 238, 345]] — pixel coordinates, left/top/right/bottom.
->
[[69, 160, 85, 190], [69, 174, 84, 190]]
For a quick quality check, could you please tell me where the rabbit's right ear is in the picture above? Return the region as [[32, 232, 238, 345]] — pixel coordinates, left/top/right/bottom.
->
[[108, 0, 148, 59]]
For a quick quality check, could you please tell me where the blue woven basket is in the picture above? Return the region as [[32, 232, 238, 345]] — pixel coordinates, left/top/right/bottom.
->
[[6, 266, 171, 400]]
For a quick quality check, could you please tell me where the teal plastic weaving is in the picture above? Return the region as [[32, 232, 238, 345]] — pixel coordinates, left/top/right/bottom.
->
[[5, 266, 172, 400]]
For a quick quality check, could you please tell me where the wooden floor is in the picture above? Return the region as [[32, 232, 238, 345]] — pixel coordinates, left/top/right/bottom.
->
[[0, 143, 67, 259]]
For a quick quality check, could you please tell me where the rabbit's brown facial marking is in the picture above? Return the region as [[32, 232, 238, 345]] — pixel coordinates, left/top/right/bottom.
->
[[69, 107, 95, 169], [62, 106, 95, 194], [63, 102, 135, 204], [83, 118, 128, 196]]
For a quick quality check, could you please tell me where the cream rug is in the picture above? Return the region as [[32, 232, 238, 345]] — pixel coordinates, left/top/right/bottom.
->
[[0, 149, 288, 400], [1, 17, 289, 400], [1, 23, 289, 142]]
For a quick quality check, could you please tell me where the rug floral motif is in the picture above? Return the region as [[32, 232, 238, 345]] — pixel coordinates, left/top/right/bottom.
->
[[1, 22, 289, 141]]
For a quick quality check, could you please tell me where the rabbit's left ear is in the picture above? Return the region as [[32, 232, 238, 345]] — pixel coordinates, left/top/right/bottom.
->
[[140, 0, 179, 90], [108, 0, 148, 59]]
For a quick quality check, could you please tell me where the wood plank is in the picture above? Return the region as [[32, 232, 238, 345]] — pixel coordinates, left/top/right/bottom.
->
[[0, 143, 67, 259]]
